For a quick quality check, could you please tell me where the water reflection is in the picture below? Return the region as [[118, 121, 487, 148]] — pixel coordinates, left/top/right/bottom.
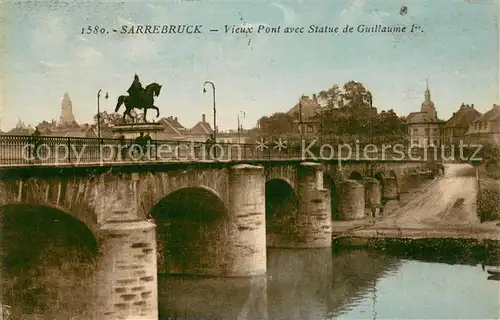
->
[[267, 249, 332, 320], [159, 248, 500, 320]]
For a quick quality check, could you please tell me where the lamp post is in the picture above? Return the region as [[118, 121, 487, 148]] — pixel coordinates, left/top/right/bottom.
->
[[203, 81, 216, 143], [97, 89, 109, 142], [299, 96, 304, 142], [237, 111, 245, 143], [319, 105, 323, 145], [367, 91, 373, 176], [368, 92, 373, 145]]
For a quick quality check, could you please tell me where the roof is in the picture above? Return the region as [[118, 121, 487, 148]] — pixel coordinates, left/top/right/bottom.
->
[[406, 112, 438, 124], [444, 104, 482, 128], [473, 104, 500, 123], [287, 96, 320, 120], [190, 121, 213, 134], [159, 117, 186, 130]]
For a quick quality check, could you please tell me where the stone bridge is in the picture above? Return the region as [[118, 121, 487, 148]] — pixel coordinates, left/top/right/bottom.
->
[[0, 159, 439, 319]]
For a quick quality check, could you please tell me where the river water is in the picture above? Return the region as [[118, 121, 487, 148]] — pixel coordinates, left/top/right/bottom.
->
[[158, 248, 500, 320]]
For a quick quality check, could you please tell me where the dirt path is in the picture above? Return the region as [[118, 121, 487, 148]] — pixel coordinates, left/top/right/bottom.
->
[[353, 164, 500, 239]]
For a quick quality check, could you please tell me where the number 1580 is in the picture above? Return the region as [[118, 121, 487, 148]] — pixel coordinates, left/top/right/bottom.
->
[[81, 26, 107, 34]]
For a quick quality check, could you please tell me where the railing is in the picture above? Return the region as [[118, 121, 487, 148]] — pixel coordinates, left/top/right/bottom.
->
[[0, 134, 457, 166]]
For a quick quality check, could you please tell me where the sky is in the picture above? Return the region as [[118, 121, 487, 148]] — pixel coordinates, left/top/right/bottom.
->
[[1, 0, 499, 131]]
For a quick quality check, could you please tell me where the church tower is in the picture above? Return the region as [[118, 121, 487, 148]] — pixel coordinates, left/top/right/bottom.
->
[[420, 79, 437, 120], [60, 93, 76, 125]]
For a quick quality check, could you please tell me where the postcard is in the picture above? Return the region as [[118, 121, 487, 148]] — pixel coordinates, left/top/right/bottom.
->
[[1, 1, 499, 319]]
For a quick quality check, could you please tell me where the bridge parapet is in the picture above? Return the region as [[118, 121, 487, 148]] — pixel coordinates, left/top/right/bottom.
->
[[1, 134, 449, 166]]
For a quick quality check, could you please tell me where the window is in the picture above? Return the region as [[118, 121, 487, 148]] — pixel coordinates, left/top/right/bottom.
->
[[307, 125, 313, 133], [413, 128, 418, 135], [425, 128, 430, 135], [433, 128, 438, 133]]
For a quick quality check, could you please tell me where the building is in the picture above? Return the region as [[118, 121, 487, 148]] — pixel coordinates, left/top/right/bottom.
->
[[287, 95, 321, 137], [189, 114, 214, 140], [156, 116, 187, 140], [466, 104, 500, 144], [60, 93, 76, 126], [442, 103, 482, 144], [406, 82, 444, 147]]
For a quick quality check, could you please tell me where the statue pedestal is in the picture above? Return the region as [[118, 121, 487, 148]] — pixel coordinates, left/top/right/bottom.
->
[[111, 123, 164, 140]]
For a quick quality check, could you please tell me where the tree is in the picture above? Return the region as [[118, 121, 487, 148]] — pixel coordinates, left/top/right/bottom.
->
[[342, 81, 372, 110], [259, 112, 295, 137], [317, 85, 342, 109], [374, 109, 404, 135], [336, 81, 373, 137], [372, 109, 407, 143], [93, 111, 139, 128]]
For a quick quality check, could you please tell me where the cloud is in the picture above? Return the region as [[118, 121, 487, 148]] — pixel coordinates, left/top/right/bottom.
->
[[39, 61, 67, 68], [340, 0, 365, 17], [122, 37, 158, 62], [270, 3, 296, 24], [340, 0, 391, 25], [74, 47, 103, 66], [116, 16, 135, 26], [32, 14, 67, 48]]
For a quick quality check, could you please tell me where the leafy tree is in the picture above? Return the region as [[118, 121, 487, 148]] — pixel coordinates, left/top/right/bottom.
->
[[374, 109, 404, 135], [259, 112, 295, 137], [317, 85, 342, 109], [342, 81, 373, 110], [93, 111, 139, 128]]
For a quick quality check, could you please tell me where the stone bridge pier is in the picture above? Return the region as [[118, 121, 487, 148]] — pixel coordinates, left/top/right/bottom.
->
[[93, 175, 159, 320], [267, 162, 331, 248], [96, 221, 158, 320]]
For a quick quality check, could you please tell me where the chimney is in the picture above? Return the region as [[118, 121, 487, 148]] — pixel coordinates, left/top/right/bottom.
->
[[471, 104, 474, 109], [174, 117, 178, 121], [202, 114, 206, 123]]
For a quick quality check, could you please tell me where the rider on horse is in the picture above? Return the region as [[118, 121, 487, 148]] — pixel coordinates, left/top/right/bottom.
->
[[127, 74, 144, 108]]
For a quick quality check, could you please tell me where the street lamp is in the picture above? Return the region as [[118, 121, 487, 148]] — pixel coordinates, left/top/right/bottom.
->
[[368, 91, 373, 144], [97, 89, 109, 142], [203, 81, 216, 143], [319, 105, 323, 145], [298, 95, 304, 142], [367, 91, 373, 176], [237, 111, 246, 143]]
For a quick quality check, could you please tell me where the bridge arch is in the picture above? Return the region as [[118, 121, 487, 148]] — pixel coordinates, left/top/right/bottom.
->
[[389, 170, 398, 179], [0, 181, 99, 236], [323, 174, 339, 220], [265, 179, 298, 245], [150, 186, 228, 276], [374, 171, 385, 185], [349, 171, 364, 182], [1, 204, 98, 317]]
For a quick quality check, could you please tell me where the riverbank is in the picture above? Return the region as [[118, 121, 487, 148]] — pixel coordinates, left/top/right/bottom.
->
[[331, 177, 440, 238], [333, 237, 500, 265], [332, 164, 500, 241]]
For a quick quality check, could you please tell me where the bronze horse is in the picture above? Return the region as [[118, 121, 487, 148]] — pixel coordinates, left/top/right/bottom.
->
[[115, 82, 162, 123]]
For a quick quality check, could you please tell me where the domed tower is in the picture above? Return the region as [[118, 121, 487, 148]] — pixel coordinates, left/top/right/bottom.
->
[[420, 79, 437, 120], [60, 93, 76, 125]]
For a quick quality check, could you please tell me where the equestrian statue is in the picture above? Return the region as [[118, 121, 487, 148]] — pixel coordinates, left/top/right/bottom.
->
[[115, 74, 163, 123]]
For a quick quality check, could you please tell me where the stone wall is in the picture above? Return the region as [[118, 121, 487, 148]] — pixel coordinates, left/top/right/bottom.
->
[[338, 180, 365, 220], [477, 178, 500, 221]]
